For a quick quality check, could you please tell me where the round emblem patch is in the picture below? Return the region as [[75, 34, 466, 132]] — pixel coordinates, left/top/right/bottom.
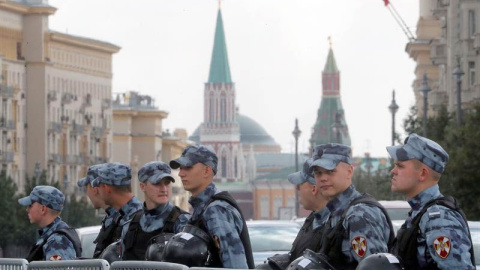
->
[[49, 254, 62, 261], [433, 236, 451, 259], [351, 236, 367, 258]]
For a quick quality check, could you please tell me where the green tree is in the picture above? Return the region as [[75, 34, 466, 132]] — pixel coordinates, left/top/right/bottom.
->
[[402, 104, 480, 220], [0, 170, 19, 254]]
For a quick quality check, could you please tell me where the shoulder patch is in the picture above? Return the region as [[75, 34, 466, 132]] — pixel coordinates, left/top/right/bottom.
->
[[433, 236, 451, 259], [351, 236, 367, 258], [49, 254, 62, 261]]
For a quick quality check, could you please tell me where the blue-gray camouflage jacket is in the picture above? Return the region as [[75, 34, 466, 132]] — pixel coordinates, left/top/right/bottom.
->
[[325, 185, 391, 264], [407, 185, 474, 269], [189, 183, 248, 269], [37, 217, 76, 260]]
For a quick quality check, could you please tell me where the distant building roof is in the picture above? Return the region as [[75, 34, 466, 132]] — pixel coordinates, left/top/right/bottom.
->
[[190, 114, 280, 147]]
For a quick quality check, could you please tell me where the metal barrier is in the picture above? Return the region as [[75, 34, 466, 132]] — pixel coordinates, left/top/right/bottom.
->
[[111, 261, 188, 270], [28, 259, 109, 270], [0, 258, 28, 270]]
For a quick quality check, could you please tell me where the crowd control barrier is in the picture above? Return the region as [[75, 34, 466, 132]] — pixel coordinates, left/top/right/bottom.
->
[[111, 261, 189, 270], [0, 258, 29, 270], [28, 259, 109, 270]]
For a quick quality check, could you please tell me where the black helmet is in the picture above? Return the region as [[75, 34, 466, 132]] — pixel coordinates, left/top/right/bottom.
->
[[255, 262, 277, 270], [287, 249, 336, 270], [99, 240, 122, 263], [356, 253, 405, 270], [145, 233, 175, 261], [162, 225, 212, 267]]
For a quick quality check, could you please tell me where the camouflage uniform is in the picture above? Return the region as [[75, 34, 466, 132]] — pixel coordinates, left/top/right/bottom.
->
[[387, 133, 475, 269], [18, 186, 81, 261], [170, 145, 254, 269], [92, 162, 143, 258], [122, 161, 190, 260], [309, 144, 392, 269], [189, 183, 249, 268], [323, 185, 391, 262], [78, 164, 121, 258]]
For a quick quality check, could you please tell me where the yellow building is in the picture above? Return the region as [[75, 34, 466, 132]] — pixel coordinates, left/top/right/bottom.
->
[[0, 0, 119, 193], [112, 91, 191, 209]]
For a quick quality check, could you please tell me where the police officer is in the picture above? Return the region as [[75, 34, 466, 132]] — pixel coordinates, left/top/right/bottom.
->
[[309, 143, 394, 269], [262, 158, 329, 270], [91, 162, 143, 260], [77, 164, 121, 258], [19, 185, 81, 261], [167, 144, 255, 268], [122, 161, 191, 260], [387, 133, 475, 269]]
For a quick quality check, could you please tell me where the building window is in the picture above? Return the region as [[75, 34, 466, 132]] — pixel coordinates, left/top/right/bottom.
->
[[469, 10, 476, 39], [221, 156, 227, 178], [273, 197, 282, 219], [234, 156, 238, 177], [260, 196, 269, 219], [469, 61, 476, 86]]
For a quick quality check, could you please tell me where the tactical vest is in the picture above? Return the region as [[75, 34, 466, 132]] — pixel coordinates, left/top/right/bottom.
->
[[317, 194, 395, 270], [189, 191, 255, 269], [391, 196, 476, 270], [26, 227, 82, 262], [93, 212, 122, 259], [123, 206, 187, 260], [289, 212, 326, 262]]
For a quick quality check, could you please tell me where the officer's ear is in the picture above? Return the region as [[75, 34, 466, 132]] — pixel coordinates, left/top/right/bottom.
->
[[311, 185, 319, 195]]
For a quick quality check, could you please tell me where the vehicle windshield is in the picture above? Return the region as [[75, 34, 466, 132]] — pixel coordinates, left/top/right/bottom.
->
[[248, 224, 300, 252], [386, 208, 410, 220]]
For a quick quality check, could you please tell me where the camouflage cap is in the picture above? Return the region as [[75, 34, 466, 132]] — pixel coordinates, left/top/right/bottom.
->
[[288, 158, 316, 185], [309, 143, 353, 171], [386, 133, 449, 173], [169, 145, 218, 175], [138, 161, 175, 184], [91, 162, 132, 187], [18, 185, 65, 211], [77, 164, 105, 187]]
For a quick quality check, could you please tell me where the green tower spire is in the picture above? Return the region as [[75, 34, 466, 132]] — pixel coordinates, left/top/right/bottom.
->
[[323, 48, 338, 73], [208, 7, 232, 84]]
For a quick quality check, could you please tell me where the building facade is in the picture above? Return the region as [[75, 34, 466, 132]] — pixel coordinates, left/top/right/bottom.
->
[[407, 0, 480, 117], [112, 91, 190, 208], [0, 0, 119, 193]]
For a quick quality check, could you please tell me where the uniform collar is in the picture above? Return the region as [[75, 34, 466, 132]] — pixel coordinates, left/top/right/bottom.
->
[[38, 217, 62, 242], [326, 185, 359, 217], [119, 196, 143, 218], [407, 184, 441, 212]]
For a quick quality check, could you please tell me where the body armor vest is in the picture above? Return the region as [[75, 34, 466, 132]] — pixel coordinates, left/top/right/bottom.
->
[[93, 212, 121, 258], [189, 191, 255, 269], [123, 206, 187, 260], [317, 194, 395, 270], [289, 212, 326, 261], [26, 227, 82, 262], [391, 196, 475, 270]]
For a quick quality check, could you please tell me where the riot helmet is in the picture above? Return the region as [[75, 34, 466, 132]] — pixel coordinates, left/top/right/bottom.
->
[[145, 233, 175, 261], [99, 240, 122, 263], [286, 249, 336, 270], [356, 253, 405, 270], [162, 225, 212, 267]]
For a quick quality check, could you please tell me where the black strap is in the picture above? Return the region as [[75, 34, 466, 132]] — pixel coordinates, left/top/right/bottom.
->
[[123, 210, 143, 250]]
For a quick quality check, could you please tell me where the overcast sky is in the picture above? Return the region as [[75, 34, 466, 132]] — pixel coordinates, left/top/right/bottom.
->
[[48, 0, 419, 157]]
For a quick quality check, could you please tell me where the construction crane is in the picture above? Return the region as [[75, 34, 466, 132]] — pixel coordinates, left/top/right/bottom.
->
[[383, 0, 416, 41]]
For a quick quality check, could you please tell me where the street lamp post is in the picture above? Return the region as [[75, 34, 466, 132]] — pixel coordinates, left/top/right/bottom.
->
[[63, 173, 69, 222], [453, 64, 464, 125], [419, 72, 431, 137], [388, 90, 399, 146], [34, 162, 41, 186], [309, 128, 315, 156], [331, 112, 343, 144], [292, 118, 301, 218]]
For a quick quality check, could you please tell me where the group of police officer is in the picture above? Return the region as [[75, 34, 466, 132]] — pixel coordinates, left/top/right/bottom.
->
[[18, 133, 476, 269]]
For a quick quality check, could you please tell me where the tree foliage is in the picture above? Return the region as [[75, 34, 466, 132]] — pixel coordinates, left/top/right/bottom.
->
[[402, 104, 480, 220]]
